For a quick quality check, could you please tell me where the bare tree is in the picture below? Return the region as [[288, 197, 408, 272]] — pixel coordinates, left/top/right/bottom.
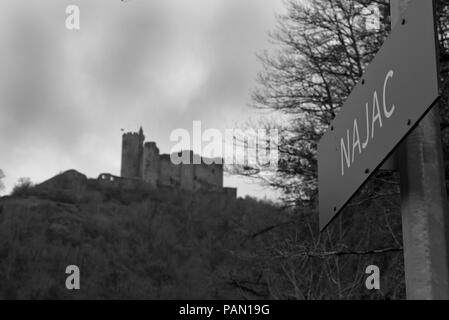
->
[[235, 0, 449, 205], [232, 0, 390, 206], [226, 0, 449, 300]]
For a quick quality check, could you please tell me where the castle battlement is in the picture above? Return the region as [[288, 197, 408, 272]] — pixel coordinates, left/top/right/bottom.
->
[[120, 128, 232, 194]]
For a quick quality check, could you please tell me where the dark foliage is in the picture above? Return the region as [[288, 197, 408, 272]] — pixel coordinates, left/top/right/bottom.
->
[[0, 177, 404, 299]]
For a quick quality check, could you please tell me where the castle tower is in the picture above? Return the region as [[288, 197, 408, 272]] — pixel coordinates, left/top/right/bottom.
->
[[121, 127, 145, 179], [180, 151, 195, 191], [143, 142, 160, 187]]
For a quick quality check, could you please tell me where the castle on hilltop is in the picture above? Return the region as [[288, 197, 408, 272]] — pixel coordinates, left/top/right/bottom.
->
[[117, 127, 236, 196], [35, 127, 236, 199]]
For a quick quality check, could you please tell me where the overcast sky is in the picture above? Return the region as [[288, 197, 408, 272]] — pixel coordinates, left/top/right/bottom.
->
[[0, 0, 284, 198]]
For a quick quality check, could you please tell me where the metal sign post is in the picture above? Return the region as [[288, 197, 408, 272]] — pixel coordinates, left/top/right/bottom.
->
[[392, 0, 449, 300]]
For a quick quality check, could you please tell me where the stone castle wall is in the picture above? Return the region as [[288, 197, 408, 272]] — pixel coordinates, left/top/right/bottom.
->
[[121, 128, 227, 192], [121, 130, 145, 179], [142, 142, 160, 188]]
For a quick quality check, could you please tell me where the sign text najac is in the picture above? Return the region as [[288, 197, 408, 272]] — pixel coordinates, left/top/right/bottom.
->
[[340, 70, 396, 176]]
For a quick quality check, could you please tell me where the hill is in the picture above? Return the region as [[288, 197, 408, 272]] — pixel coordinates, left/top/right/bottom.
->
[[0, 170, 283, 299], [0, 170, 406, 299]]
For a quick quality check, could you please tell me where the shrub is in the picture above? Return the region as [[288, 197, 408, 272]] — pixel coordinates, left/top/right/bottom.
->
[[12, 178, 34, 197]]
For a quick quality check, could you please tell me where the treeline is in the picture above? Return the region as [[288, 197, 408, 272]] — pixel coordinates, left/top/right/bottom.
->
[[0, 174, 402, 299]]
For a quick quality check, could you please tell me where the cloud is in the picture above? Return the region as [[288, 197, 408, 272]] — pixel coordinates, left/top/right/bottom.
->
[[0, 0, 282, 198]]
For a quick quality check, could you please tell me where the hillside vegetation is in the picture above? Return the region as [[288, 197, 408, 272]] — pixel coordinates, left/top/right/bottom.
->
[[0, 171, 284, 299], [0, 170, 404, 299]]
